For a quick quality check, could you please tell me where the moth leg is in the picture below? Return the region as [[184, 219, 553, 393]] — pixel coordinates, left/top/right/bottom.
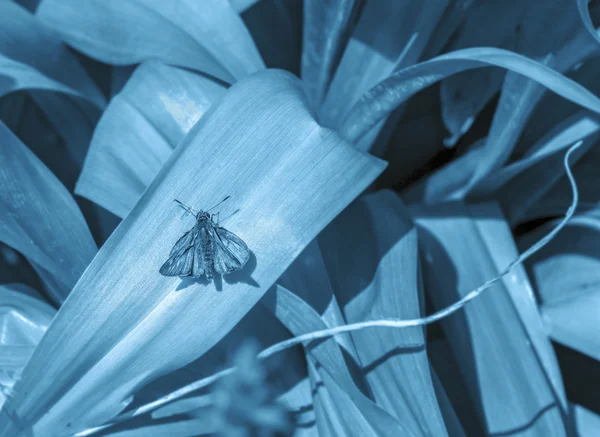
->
[[211, 212, 220, 226], [174, 199, 200, 217]]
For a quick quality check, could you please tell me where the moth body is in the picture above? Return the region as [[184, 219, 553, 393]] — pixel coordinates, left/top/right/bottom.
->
[[159, 201, 250, 281], [197, 218, 215, 280]]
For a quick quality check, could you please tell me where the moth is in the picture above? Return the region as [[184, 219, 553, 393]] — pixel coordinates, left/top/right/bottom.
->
[[159, 197, 250, 280]]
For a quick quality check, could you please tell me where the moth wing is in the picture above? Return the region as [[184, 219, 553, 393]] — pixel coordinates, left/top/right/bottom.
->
[[160, 228, 197, 277], [212, 227, 250, 275]]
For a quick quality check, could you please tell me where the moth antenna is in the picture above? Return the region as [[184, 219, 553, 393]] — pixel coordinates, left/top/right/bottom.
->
[[174, 199, 199, 216], [207, 196, 231, 212]]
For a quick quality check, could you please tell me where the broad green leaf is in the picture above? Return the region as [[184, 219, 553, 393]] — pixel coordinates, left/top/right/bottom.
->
[[519, 211, 600, 361], [319, 0, 447, 131], [411, 201, 567, 436], [462, 30, 599, 195], [474, 113, 599, 196], [0, 285, 55, 410], [36, 0, 264, 83], [0, 56, 98, 103], [318, 190, 448, 436], [341, 47, 600, 143], [402, 137, 485, 204], [301, 0, 361, 108], [542, 293, 600, 362], [430, 371, 467, 437], [0, 120, 97, 304], [0, 70, 385, 437], [0, 242, 44, 293], [263, 284, 415, 436], [76, 61, 227, 218], [428, 338, 485, 436], [516, 56, 600, 154]]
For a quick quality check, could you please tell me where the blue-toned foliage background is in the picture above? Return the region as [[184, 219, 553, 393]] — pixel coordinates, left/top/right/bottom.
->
[[1, 0, 600, 436]]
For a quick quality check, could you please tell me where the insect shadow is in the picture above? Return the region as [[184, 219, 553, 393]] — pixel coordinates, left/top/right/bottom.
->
[[175, 252, 259, 292]]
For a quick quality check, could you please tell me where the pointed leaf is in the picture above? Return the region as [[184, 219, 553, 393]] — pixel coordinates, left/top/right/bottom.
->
[[76, 61, 227, 218], [440, 0, 596, 145], [0, 285, 55, 409], [0, 120, 97, 303], [263, 284, 415, 436], [0, 70, 385, 437], [0, 1, 105, 108], [411, 201, 567, 436], [319, 190, 447, 436], [572, 404, 600, 436], [104, 419, 215, 437], [301, 0, 361, 107], [519, 211, 600, 361], [342, 47, 600, 143], [36, 0, 264, 82], [319, 0, 447, 130]]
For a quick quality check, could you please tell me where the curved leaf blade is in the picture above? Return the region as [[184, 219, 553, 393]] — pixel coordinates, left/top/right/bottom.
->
[[319, 190, 448, 436], [36, 0, 264, 82], [76, 62, 227, 218], [412, 202, 568, 436], [342, 47, 600, 143], [0, 1, 105, 108], [0, 121, 97, 303]]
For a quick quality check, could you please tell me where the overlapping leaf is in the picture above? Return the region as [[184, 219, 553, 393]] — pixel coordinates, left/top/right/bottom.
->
[[440, 0, 597, 146], [342, 47, 600, 144], [76, 61, 227, 218], [411, 201, 567, 436], [0, 1, 105, 108], [519, 210, 600, 361], [0, 70, 385, 437], [301, 0, 361, 108], [0, 285, 56, 410], [318, 190, 448, 435], [36, 0, 264, 83], [263, 284, 413, 436], [0, 121, 97, 304], [319, 0, 447, 132]]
